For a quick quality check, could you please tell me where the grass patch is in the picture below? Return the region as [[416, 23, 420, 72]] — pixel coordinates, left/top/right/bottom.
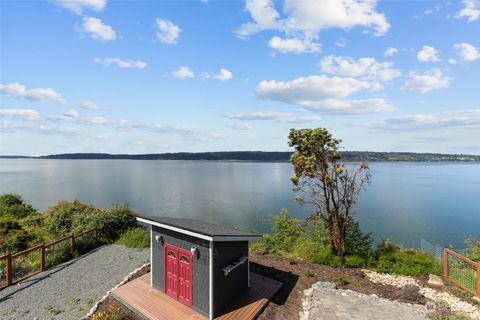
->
[[376, 248, 442, 276], [116, 227, 150, 249]]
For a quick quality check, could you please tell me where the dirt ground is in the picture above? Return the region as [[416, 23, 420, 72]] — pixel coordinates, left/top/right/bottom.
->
[[251, 255, 415, 320]]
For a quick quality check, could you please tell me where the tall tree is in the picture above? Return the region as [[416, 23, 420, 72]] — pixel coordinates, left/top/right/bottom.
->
[[288, 128, 371, 257]]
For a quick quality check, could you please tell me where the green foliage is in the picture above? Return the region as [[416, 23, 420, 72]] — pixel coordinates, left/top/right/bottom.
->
[[292, 238, 333, 264], [336, 276, 349, 288], [44, 200, 101, 235], [376, 247, 442, 276], [92, 205, 137, 240], [0, 216, 21, 234], [464, 236, 480, 262], [305, 269, 315, 277], [44, 200, 137, 241], [260, 209, 303, 255], [0, 194, 37, 218], [45, 241, 71, 269], [428, 312, 473, 320], [1, 230, 34, 253], [344, 219, 373, 258], [344, 255, 367, 268], [116, 227, 150, 249]]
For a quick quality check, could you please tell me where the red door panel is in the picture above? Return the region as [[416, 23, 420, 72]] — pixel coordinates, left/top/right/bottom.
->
[[164, 244, 192, 307], [178, 253, 192, 307], [165, 246, 178, 300]]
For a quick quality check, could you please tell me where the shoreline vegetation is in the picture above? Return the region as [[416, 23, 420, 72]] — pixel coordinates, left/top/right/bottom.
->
[[1, 151, 480, 162]]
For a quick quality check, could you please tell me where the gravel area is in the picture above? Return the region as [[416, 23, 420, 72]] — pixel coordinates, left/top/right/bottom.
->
[[0, 245, 149, 320], [364, 270, 480, 319], [300, 281, 428, 320]]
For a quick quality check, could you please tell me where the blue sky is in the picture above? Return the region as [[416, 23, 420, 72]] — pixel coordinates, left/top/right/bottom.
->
[[1, 0, 479, 156]]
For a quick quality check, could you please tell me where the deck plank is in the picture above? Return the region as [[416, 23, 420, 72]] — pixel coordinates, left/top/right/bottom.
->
[[111, 272, 281, 320]]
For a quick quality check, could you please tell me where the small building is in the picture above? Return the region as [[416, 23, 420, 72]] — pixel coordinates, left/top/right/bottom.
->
[[137, 216, 263, 320]]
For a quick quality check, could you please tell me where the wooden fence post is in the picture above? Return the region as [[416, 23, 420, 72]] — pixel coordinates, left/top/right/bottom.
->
[[443, 248, 448, 279], [5, 253, 12, 287], [40, 244, 45, 272], [70, 233, 75, 257]]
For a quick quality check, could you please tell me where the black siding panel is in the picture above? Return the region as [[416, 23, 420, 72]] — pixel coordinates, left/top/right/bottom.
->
[[213, 241, 248, 316]]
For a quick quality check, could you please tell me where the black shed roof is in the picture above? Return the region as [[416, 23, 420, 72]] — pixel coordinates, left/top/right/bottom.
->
[[137, 215, 262, 241]]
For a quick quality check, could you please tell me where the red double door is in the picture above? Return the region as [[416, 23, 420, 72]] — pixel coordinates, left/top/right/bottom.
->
[[164, 244, 193, 307]]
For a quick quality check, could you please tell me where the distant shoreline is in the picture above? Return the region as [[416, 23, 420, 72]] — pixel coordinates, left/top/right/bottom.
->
[[1, 151, 480, 162]]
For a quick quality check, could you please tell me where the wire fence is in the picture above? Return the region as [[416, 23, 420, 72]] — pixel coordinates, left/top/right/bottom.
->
[[0, 228, 99, 290], [444, 248, 479, 297]]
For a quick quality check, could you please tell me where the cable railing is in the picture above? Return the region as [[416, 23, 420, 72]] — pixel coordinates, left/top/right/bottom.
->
[[0, 228, 98, 290]]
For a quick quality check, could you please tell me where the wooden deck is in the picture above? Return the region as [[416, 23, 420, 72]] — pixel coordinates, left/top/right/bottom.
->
[[111, 272, 282, 320]]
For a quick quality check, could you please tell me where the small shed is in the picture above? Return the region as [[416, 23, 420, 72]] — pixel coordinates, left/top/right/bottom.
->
[[137, 216, 262, 320]]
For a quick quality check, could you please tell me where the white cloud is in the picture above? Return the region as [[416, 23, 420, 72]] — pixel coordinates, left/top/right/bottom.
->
[[417, 45, 440, 62], [237, 0, 390, 40], [156, 19, 181, 44], [0, 82, 67, 105], [384, 47, 398, 56], [224, 111, 321, 123], [170, 66, 195, 79], [454, 42, 480, 61], [93, 57, 147, 69], [319, 55, 401, 82], [80, 100, 101, 110], [361, 109, 480, 131], [214, 68, 233, 81], [0, 109, 40, 121], [64, 109, 79, 118], [256, 75, 395, 114], [455, 0, 480, 22], [80, 17, 116, 42], [227, 123, 254, 130], [268, 36, 321, 54], [449, 58, 457, 65], [78, 116, 109, 126], [335, 38, 347, 48], [53, 0, 106, 14], [401, 68, 451, 93]]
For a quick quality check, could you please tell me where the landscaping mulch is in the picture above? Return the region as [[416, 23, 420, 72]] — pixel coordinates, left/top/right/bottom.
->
[[251, 255, 414, 320]]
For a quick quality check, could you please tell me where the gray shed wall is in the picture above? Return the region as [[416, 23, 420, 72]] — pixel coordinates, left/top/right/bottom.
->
[[213, 241, 249, 316], [151, 226, 210, 317]]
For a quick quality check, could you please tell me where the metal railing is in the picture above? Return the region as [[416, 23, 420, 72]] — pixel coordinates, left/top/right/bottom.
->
[[444, 248, 480, 297], [0, 228, 98, 290]]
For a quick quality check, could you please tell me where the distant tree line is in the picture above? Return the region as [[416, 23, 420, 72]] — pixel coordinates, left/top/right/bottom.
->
[[1, 151, 479, 162]]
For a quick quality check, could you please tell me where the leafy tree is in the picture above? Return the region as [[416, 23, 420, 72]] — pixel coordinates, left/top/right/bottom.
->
[[465, 236, 480, 262], [0, 194, 37, 218], [288, 128, 371, 257]]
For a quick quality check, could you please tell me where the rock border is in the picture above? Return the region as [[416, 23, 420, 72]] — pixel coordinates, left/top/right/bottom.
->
[[82, 263, 150, 319]]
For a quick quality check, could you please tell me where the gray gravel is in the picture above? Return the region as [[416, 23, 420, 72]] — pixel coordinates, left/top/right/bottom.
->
[[0, 245, 149, 320], [300, 281, 428, 320]]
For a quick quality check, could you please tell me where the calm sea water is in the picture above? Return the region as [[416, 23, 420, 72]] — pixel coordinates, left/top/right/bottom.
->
[[0, 159, 478, 248]]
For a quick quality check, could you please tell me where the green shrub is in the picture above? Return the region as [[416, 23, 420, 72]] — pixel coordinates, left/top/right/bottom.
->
[[116, 227, 150, 249], [0, 216, 21, 234], [293, 238, 333, 265], [1, 230, 34, 253], [336, 275, 349, 287], [345, 219, 373, 258], [376, 248, 441, 276], [259, 209, 303, 255], [44, 201, 137, 241], [44, 200, 101, 236], [344, 255, 366, 268], [0, 194, 37, 218], [465, 236, 480, 262], [92, 205, 137, 240], [45, 241, 71, 269]]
